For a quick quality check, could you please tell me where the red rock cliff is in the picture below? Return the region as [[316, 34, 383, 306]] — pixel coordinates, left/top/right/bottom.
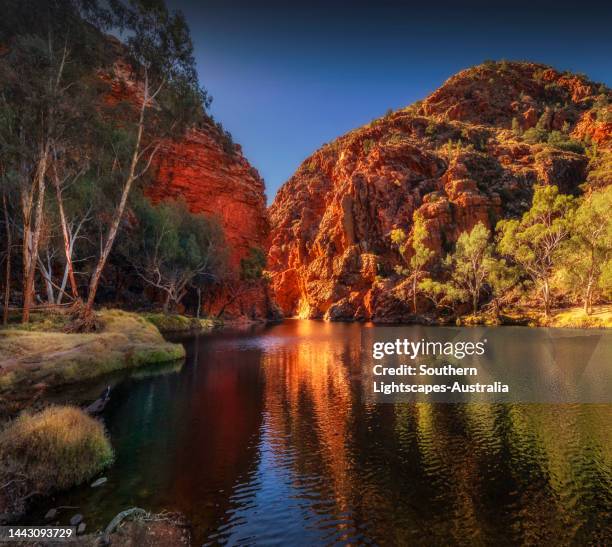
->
[[268, 62, 611, 321], [148, 127, 268, 270], [103, 44, 274, 320]]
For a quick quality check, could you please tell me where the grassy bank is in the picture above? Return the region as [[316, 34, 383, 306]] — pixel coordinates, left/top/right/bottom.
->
[[457, 305, 612, 328], [0, 310, 185, 396], [544, 306, 612, 328], [142, 312, 222, 334], [0, 405, 112, 522]]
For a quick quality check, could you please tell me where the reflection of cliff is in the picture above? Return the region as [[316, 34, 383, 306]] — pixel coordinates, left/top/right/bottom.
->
[[260, 321, 358, 520], [256, 322, 612, 544], [168, 335, 267, 538]]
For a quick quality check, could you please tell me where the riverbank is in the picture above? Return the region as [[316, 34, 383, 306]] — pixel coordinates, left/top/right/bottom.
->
[[0, 405, 113, 524], [0, 310, 185, 414], [457, 305, 612, 328], [142, 312, 223, 334]]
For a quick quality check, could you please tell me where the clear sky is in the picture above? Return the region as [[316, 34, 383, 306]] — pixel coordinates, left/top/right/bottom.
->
[[167, 0, 612, 203]]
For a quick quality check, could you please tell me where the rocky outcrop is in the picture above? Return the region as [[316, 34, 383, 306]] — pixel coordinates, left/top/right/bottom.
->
[[268, 62, 611, 320], [102, 42, 273, 320], [146, 128, 274, 320], [148, 128, 268, 269]]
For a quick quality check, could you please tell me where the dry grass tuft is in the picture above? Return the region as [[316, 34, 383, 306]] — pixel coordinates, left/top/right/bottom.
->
[[0, 405, 113, 492]]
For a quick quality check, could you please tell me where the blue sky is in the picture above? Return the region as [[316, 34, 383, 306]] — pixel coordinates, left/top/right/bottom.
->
[[168, 1, 612, 202]]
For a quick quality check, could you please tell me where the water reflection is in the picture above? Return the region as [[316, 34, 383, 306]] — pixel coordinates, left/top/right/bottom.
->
[[39, 321, 611, 545]]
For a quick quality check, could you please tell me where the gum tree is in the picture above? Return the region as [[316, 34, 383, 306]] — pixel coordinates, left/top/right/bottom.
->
[[497, 185, 575, 317], [558, 186, 612, 314], [444, 222, 493, 314], [390, 211, 434, 314], [82, 0, 208, 323]]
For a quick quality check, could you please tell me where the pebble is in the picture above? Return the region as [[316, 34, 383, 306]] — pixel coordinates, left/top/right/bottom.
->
[[69, 514, 83, 526], [90, 477, 108, 488], [44, 508, 57, 520]]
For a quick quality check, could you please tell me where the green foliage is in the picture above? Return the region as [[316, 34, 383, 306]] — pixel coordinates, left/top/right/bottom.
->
[[390, 228, 407, 251], [128, 198, 226, 311], [386, 132, 406, 146], [304, 159, 318, 173], [410, 214, 434, 273], [425, 120, 438, 137], [486, 258, 520, 314], [497, 185, 575, 316], [546, 130, 585, 154], [443, 223, 494, 313], [240, 247, 267, 281], [556, 186, 612, 313], [418, 278, 461, 312], [536, 109, 553, 131], [389, 213, 435, 313], [585, 151, 612, 189], [362, 139, 375, 154], [523, 127, 549, 144]]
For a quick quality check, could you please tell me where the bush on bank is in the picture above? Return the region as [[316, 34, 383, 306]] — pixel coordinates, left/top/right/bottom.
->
[[0, 405, 113, 492]]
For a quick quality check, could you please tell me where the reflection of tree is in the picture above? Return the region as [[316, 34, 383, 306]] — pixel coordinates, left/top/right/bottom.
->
[[260, 322, 612, 545]]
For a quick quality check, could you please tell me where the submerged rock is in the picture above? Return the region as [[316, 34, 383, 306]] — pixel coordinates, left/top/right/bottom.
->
[[70, 513, 84, 526], [44, 508, 58, 520], [90, 477, 108, 488]]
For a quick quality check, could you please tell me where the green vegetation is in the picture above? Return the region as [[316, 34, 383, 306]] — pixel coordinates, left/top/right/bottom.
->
[[522, 127, 549, 144], [0, 405, 113, 491], [0, 0, 221, 327], [556, 186, 612, 313], [362, 139, 375, 154], [0, 310, 185, 394], [497, 185, 575, 317], [143, 312, 221, 333], [586, 150, 612, 189], [547, 306, 612, 328], [390, 213, 434, 314], [546, 130, 585, 153], [125, 199, 226, 313], [241, 247, 267, 280], [393, 185, 611, 324], [523, 125, 584, 154], [443, 223, 495, 314]]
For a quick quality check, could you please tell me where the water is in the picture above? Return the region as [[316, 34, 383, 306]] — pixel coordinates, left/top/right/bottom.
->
[[33, 321, 611, 545]]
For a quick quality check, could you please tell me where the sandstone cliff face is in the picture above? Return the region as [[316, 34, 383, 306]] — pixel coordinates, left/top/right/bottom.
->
[[148, 128, 268, 270], [268, 62, 611, 320], [148, 127, 274, 320], [103, 46, 273, 320]]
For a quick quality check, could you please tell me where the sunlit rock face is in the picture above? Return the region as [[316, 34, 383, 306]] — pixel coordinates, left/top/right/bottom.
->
[[102, 43, 274, 320], [149, 128, 269, 270], [147, 129, 275, 320], [268, 62, 611, 320]]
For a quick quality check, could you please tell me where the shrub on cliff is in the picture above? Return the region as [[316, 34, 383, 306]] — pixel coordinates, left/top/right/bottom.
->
[[0, 406, 113, 492], [523, 127, 549, 144], [241, 247, 267, 280], [547, 131, 585, 154]]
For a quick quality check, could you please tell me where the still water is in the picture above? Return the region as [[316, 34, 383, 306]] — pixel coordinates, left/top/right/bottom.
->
[[40, 321, 611, 545]]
